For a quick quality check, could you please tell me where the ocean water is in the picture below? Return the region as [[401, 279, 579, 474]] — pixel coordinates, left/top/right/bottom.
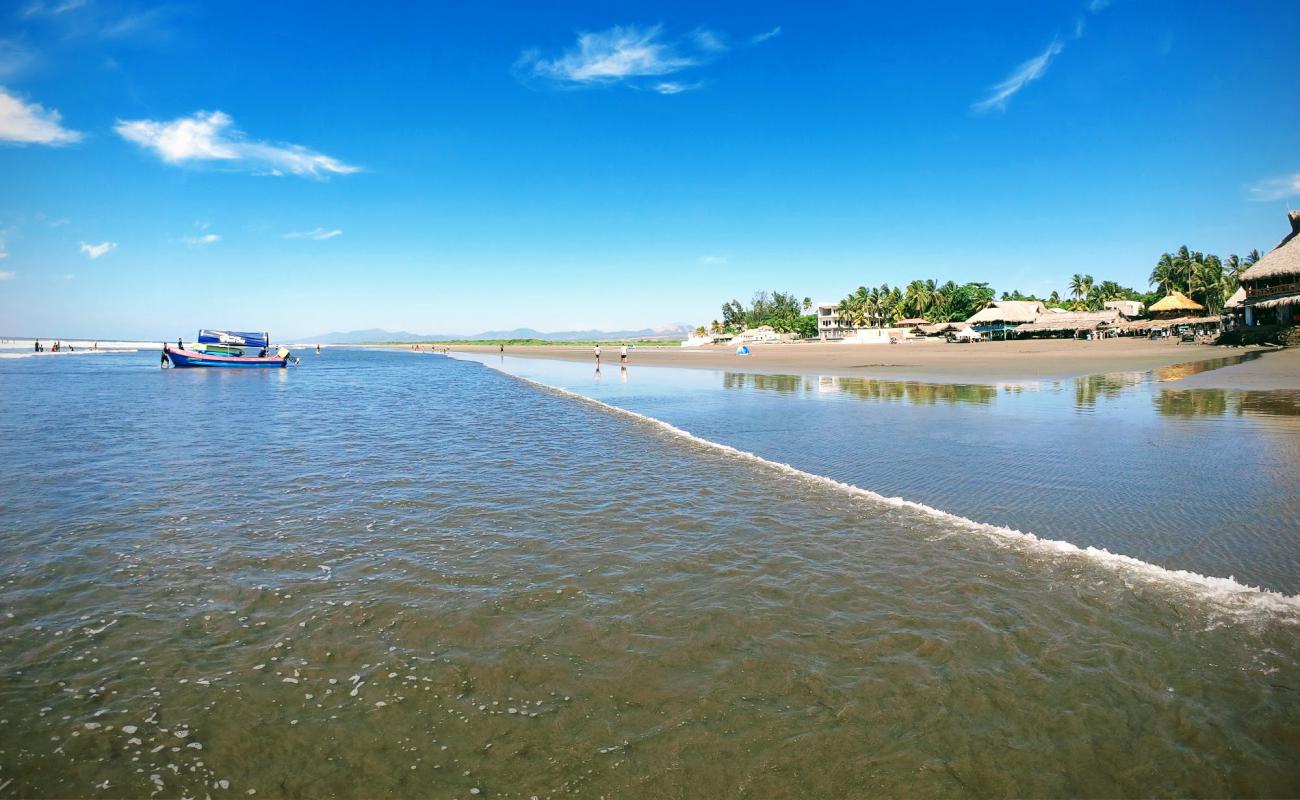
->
[[0, 348, 1298, 798]]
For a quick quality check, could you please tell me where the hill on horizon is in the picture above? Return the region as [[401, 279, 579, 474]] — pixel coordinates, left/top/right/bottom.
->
[[301, 325, 691, 344]]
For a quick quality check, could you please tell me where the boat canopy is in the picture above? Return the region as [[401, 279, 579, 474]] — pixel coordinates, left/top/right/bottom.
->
[[198, 329, 270, 349]]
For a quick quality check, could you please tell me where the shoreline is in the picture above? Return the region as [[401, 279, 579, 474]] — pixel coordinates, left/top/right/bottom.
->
[[446, 339, 1298, 390]]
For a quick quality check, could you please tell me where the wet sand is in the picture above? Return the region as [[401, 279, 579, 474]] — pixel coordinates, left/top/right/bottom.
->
[[451, 339, 1292, 387], [1171, 345, 1300, 390]]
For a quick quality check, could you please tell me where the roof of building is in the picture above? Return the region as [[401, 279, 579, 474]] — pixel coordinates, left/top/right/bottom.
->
[[1012, 310, 1121, 333], [1148, 290, 1205, 314], [894, 317, 928, 326], [1223, 286, 1247, 309], [965, 300, 1046, 325], [1239, 211, 1300, 283]]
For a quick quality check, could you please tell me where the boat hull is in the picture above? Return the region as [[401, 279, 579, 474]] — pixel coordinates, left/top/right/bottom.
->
[[165, 347, 288, 368]]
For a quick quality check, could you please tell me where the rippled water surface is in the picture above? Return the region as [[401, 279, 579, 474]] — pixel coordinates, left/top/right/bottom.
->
[[1, 348, 1298, 799], [464, 352, 1300, 594]]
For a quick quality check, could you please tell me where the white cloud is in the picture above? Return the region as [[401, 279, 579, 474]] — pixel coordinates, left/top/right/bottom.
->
[[115, 110, 360, 178], [62, 273, 74, 280], [283, 227, 342, 240], [0, 270, 14, 280], [751, 26, 781, 45], [971, 39, 1064, 112], [182, 233, 220, 245], [0, 86, 82, 145], [698, 255, 729, 265], [691, 29, 727, 53], [653, 81, 701, 95], [80, 241, 116, 258], [1249, 172, 1300, 202], [524, 24, 696, 85]]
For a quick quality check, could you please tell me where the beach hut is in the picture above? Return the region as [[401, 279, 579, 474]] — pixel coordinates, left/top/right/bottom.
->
[[964, 300, 1045, 338], [1147, 291, 1204, 320], [1010, 309, 1121, 338], [1221, 286, 1247, 330], [1238, 211, 1300, 327]]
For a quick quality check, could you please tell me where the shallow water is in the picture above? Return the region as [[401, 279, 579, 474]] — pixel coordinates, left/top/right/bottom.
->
[[1, 349, 1298, 798], [463, 352, 1300, 595]]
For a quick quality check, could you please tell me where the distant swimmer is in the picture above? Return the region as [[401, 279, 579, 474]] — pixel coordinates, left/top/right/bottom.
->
[[316, 344, 321, 354], [620, 344, 628, 363]]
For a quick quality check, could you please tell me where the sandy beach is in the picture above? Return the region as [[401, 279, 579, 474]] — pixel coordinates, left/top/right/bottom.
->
[[450, 338, 1296, 388]]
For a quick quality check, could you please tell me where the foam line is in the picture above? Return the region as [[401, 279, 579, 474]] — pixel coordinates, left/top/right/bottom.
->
[[472, 360, 1300, 620]]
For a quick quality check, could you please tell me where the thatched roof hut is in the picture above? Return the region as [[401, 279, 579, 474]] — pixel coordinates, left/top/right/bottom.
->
[[1223, 286, 1246, 309], [1148, 290, 1204, 318], [1238, 212, 1300, 323], [894, 317, 927, 327], [1012, 310, 1120, 336], [965, 300, 1045, 326]]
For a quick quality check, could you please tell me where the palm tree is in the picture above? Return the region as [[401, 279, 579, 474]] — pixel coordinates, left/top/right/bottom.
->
[[1069, 273, 1093, 302], [1150, 254, 1177, 295]]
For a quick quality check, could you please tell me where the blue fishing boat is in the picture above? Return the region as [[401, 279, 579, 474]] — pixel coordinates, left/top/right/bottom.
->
[[162, 330, 297, 368]]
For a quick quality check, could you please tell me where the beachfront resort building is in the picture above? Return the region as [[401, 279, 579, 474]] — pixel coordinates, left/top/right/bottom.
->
[[964, 300, 1046, 338], [1104, 299, 1145, 318], [1238, 211, 1300, 328], [816, 302, 856, 341]]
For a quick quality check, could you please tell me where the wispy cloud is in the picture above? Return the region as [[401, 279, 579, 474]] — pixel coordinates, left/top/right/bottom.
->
[[80, 241, 115, 258], [518, 23, 773, 92], [181, 233, 220, 246], [283, 227, 342, 240], [0, 270, 15, 280], [0, 85, 82, 144], [1249, 172, 1300, 202], [653, 81, 701, 95], [698, 255, 729, 265], [0, 38, 36, 80], [21, 0, 87, 17], [522, 24, 696, 86], [115, 110, 360, 178], [0, 231, 8, 260], [750, 26, 781, 45], [972, 1, 1115, 113], [972, 39, 1063, 112]]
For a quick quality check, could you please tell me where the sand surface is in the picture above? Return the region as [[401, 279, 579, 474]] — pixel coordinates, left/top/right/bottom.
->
[[1170, 346, 1300, 391], [451, 339, 1293, 388]]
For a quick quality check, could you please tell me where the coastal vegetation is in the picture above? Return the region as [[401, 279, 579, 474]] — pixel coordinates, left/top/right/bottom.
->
[[712, 244, 1264, 336]]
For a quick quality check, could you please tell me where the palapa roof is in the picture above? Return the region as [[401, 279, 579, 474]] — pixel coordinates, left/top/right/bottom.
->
[[1013, 310, 1120, 333], [1239, 211, 1300, 283], [965, 300, 1046, 325], [894, 317, 927, 326], [1223, 287, 1246, 309], [1111, 315, 1222, 331], [1148, 291, 1204, 314]]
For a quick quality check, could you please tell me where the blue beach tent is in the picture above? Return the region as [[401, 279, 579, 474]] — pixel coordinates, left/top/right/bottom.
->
[[735, 345, 751, 355]]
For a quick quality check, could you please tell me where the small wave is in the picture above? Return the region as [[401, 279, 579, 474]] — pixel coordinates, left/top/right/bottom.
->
[[480, 363, 1300, 621]]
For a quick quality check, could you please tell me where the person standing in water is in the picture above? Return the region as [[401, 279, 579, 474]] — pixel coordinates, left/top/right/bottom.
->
[[620, 344, 628, 364], [594, 344, 601, 365]]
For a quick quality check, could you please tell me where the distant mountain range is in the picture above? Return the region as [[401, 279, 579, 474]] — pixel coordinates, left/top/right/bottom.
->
[[301, 325, 692, 344]]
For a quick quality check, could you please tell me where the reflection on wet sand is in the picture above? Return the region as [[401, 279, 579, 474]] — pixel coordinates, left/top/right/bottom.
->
[[1155, 389, 1300, 418], [722, 372, 1001, 405]]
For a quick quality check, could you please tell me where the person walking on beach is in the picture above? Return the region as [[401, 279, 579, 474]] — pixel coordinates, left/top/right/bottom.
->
[[177, 337, 183, 350], [499, 345, 504, 353], [594, 345, 601, 365], [34, 340, 40, 353], [620, 344, 628, 364]]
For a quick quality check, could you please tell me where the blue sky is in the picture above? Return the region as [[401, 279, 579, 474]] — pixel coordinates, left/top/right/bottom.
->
[[1, 0, 1297, 339]]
